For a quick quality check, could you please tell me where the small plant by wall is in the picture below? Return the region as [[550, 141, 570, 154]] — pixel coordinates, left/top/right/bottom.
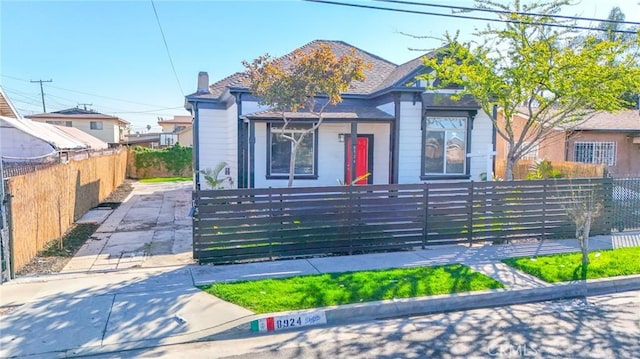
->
[[131, 144, 192, 178]]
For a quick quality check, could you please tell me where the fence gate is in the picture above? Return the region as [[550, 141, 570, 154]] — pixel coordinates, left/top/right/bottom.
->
[[612, 178, 640, 232]]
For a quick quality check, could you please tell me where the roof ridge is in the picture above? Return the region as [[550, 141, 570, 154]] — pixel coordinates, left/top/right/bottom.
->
[[301, 40, 398, 67]]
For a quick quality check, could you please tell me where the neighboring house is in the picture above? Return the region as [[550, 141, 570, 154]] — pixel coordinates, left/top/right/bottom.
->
[[185, 40, 494, 189], [495, 108, 566, 163], [566, 110, 640, 178], [27, 107, 129, 145], [121, 133, 161, 148], [496, 108, 640, 177], [0, 87, 19, 119], [157, 115, 192, 147]]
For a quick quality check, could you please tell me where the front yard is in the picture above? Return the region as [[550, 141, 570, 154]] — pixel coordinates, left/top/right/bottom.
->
[[199, 264, 503, 313], [502, 246, 640, 282]]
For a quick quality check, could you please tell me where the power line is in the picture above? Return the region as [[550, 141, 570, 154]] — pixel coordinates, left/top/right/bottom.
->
[[150, 0, 184, 96], [372, 0, 640, 27], [1, 74, 174, 108], [304, 0, 638, 34]]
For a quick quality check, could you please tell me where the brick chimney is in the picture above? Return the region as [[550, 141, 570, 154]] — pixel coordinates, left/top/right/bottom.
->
[[197, 72, 209, 94]]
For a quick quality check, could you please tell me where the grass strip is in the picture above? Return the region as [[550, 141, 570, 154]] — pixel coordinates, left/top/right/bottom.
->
[[502, 246, 640, 283], [199, 264, 503, 313], [139, 177, 192, 183]]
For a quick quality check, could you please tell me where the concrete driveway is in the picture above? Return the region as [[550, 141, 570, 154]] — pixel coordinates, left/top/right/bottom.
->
[[63, 180, 194, 273]]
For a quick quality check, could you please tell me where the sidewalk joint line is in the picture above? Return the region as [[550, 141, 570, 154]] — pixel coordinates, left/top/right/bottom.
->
[[101, 294, 117, 343], [305, 259, 321, 274]]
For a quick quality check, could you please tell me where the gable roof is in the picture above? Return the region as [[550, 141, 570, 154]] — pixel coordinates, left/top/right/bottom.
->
[[189, 40, 435, 101]]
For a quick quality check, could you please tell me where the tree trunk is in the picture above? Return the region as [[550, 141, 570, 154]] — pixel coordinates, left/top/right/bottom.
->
[[580, 215, 592, 265], [505, 157, 515, 181], [288, 142, 298, 188]]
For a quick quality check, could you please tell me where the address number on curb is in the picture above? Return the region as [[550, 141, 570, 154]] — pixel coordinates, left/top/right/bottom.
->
[[250, 311, 327, 332]]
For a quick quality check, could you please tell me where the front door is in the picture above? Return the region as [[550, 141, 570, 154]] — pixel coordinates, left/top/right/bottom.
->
[[345, 135, 373, 185]]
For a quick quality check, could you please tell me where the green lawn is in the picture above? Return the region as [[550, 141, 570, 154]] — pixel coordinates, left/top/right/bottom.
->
[[199, 264, 504, 313], [502, 246, 640, 283], [139, 177, 192, 183]]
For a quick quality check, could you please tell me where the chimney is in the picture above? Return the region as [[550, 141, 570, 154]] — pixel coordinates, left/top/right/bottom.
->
[[197, 72, 209, 94]]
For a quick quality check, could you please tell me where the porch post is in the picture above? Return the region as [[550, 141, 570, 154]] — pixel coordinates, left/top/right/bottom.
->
[[350, 122, 357, 183]]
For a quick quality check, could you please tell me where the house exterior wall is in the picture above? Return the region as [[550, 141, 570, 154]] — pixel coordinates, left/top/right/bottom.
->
[[30, 118, 123, 143], [397, 101, 423, 183], [468, 110, 494, 181], [253, 122, 390, 188], [566, 131, 640, 178], [495, 112, 566, 162], [177, 127, 193, 147], [197, 104, 238, 189]]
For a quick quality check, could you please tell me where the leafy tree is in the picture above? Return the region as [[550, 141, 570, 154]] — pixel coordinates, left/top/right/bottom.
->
[[243, 44, 369, 187], [597, 7, 639, 108], [421, 0, 640, 180]]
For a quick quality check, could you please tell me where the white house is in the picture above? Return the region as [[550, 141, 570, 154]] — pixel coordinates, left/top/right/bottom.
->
[[185, 40, 495, 190], [27, 107, 129, 144]]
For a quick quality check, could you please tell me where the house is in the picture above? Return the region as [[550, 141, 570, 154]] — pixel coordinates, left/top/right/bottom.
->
[[157, 115, 192, 147], [121, 133, 161, 148], [566, 110, 640, 177], [27, 107, 129, 145], [185, 40, 494, 189], [496, 108, 640, 178]]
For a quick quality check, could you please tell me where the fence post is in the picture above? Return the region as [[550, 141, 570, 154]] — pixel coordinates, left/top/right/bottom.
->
[[422, 183, 429, 249], [268, 187, 274, 261], [467, 181, 474, 247], [542, 181, 547, 241], [602, 178, 613, 235]]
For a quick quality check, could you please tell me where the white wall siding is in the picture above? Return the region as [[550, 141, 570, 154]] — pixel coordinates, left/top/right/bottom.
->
[[253, 122, 390, 188], [469, 110, 494, 181], [397, 101, 423, 184], [226, 103, 238, 188], [197, 106, 237, 189]]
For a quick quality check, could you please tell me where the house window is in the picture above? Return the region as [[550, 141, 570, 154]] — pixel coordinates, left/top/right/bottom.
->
[[90, 121, 103, 130], [574, 141, 616, 166], [423, 117, 468, 176], [267, 124, 317, 178], [46, 120, 72, 127]]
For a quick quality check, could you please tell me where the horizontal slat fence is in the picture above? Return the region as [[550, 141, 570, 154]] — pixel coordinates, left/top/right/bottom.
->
[[193, 178, 612, 264]]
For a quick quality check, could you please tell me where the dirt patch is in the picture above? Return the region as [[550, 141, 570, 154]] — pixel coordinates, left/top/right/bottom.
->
[[15, 180, 135, 277]]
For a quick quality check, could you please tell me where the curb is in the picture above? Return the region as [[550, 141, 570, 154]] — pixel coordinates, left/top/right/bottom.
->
[[210, 274, 640, 340]]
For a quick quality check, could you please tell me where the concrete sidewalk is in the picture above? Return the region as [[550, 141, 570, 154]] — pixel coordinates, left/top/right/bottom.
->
[[1, 180, 639, 358]]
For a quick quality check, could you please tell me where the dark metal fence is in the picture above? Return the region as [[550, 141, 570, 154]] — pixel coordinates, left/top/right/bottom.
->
[[193, 178, 612, 264], [611, 178, 640, 231]]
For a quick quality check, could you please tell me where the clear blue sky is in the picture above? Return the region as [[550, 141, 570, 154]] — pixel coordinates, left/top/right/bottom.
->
[[1, 0, 638, 133]]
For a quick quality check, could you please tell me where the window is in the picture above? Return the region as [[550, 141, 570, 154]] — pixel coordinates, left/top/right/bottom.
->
[[574, 142, 616, 166], [268, 124, 317, 178], [423, 117, 467, 176], [90, 121, 103, 130], [46, 120, 72, 127]]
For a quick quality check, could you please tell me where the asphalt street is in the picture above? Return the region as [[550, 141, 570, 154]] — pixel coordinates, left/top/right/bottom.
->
[[82, 290, 640, 359]]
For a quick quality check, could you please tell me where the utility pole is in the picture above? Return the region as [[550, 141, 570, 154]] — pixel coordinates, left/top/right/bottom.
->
[[77, 103, 93, 111], [30, 79, 52, 112]]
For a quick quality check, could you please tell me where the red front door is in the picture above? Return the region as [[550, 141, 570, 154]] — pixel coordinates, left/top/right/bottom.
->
[[345, 135, 372, 185]]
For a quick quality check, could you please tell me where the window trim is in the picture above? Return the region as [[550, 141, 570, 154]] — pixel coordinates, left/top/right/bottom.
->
[[266, 123, 319, 180], [573, 141, 616, 166], [421, 113, 472, 180], [89, 121, 103, 130]]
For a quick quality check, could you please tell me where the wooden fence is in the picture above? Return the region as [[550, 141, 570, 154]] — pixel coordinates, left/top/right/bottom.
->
[[193, 178, 612, 264], [6, 149, 127, 273]]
